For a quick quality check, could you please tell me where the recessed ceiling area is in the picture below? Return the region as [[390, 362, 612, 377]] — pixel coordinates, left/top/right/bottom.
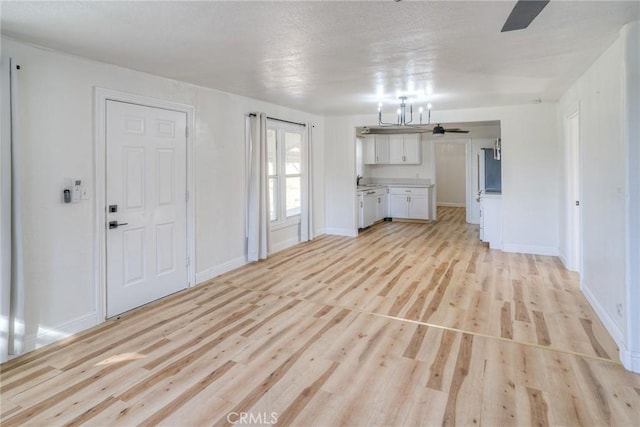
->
[[1, 1, 638, 115]]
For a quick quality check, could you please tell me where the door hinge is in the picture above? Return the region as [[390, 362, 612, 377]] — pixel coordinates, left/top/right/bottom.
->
[[186, 191, 189, 202]]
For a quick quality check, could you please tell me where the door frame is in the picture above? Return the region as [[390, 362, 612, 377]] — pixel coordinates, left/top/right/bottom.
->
[[94, 88, 195, 321], [430, 138, 471, 221]]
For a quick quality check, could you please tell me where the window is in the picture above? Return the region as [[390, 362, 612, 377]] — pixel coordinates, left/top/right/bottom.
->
[[267, 123, 303, 225]]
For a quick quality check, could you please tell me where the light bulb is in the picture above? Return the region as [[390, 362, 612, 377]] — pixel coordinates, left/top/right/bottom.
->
[[427, 103, 432, 110], [418, 106, 424, 113], [397, 108, 401, 115]]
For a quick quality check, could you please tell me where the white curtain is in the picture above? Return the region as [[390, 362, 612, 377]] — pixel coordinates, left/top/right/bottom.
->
[[1, 58, 25, 362], [301, 124, 314, 242], [246, 113, 270, 262]]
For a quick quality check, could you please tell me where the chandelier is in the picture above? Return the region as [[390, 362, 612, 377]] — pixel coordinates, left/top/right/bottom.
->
[[378, 96, 431, 127]]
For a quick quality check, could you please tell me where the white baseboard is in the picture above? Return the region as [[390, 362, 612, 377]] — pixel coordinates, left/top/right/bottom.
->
[[437, 202, 466, 207], [581, 281, 627, 361], [558, 249, 568, 268], [502, 243, 559, 256], [324, 227, 358, 237], [195, 255, 248, 285], [23, 311, 99, 353], [620, 345, 640, 373]]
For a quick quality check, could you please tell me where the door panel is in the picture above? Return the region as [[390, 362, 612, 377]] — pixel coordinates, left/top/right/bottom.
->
[[389, 135, 404, 163], [409, 195, 429, 220], [106, 100, 187, 317]]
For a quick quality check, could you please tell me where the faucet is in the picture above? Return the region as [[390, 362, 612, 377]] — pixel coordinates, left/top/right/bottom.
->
[[356, 175, 363, 186]]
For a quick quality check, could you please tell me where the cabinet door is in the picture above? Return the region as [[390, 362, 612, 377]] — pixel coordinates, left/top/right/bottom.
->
[[358, 194, 364, 229], [375, 135, 390, 164], [409, 195, 429, 220], [403, 134, 421, 164], [363, 195, 377, 227], [363, 136, 376, 165], [383, 191, 390, 218], [388, 135, 404, 163], [390, 194, 410, 218]]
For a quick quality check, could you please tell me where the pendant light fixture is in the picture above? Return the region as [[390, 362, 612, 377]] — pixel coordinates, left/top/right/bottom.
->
[[378, 96, 431, 127]]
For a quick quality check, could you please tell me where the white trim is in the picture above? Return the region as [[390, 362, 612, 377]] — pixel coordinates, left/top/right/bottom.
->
[[581, 281, 627, 363], [619, 341, 640, 373], [558, 249, 568, 269], [195, 256, 248, 285], [94, 88, 196, 322], [502, 243, 559, 256], [21, 311, 99, 355], [325, 227, 358, 237]]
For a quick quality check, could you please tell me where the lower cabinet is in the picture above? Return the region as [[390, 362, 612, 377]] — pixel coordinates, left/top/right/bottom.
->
[[363, 193, 377, 228], [359, 188, 389, 229], [479, 193, 503, 249], [357, 193, 364, 229], [389, 187, 429, 220]]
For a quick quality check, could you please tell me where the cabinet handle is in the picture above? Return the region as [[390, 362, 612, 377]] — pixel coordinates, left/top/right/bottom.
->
[[403, 155, 406, 161]]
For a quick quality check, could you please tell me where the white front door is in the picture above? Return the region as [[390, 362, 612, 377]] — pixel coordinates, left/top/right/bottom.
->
[[106, 100, 187, 317]]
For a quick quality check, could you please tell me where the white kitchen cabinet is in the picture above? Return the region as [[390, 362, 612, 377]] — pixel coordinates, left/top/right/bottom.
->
[[363, 135, 390, 164], [479, 193, 502, 249], [360, 188, 388, 228], [363, 192, 376, 227], [389, 187, 429, 220], [389, 134, 421, 164], [403, 134, 421, 163], [374, 190, 388, 222], [382, 188, 390, 219], [357, 193, 364, 229], [390, 194, 410, 218]]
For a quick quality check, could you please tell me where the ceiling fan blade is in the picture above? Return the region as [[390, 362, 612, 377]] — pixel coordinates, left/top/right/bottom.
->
[[445, 129, 470, 134], [501, 0, 549, 32]]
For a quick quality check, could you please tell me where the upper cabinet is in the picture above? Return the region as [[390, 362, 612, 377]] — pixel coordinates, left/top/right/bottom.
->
[[366, 134, 421, 165], [364, 135, 389, 164], [389, 134, 421, 164]]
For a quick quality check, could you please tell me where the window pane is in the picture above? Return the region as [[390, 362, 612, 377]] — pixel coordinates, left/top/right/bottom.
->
[[267, 129, 277, 176], [285, 132, 301, 175], [269, 177, 278, 221], [285, 176, 301, 217]]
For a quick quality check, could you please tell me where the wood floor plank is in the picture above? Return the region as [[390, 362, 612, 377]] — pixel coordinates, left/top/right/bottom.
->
[[2, 207, 637, 426]]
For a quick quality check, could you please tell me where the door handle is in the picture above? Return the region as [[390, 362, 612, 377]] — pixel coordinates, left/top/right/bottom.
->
[[108, 220, 129, 229]]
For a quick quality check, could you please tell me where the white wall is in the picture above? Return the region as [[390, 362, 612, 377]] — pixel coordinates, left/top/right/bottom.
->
[[0, 37, 325, 352], [435, 142, 466, 207], [557, 21, 639, 372], [325, 104, 559, 253]]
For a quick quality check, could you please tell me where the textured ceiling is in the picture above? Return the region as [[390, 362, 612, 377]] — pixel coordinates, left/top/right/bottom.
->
[[1, 1, 638, 115]]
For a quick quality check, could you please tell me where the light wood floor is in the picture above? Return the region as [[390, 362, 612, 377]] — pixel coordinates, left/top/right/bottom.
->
[[2, 207, 639, 426]]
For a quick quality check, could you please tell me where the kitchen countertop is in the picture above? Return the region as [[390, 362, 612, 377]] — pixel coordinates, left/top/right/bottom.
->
[[357, 183, 434, 192]]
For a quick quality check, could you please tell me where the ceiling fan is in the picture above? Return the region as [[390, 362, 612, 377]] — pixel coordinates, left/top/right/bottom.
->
[[501, 0, 550, 32], [361, 124, 469, 136], [430, 124, 469, 136]]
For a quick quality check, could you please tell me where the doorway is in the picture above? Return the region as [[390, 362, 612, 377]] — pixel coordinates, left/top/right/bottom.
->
[[566, 109, 581, 272], [95, 88, 195, 320]]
